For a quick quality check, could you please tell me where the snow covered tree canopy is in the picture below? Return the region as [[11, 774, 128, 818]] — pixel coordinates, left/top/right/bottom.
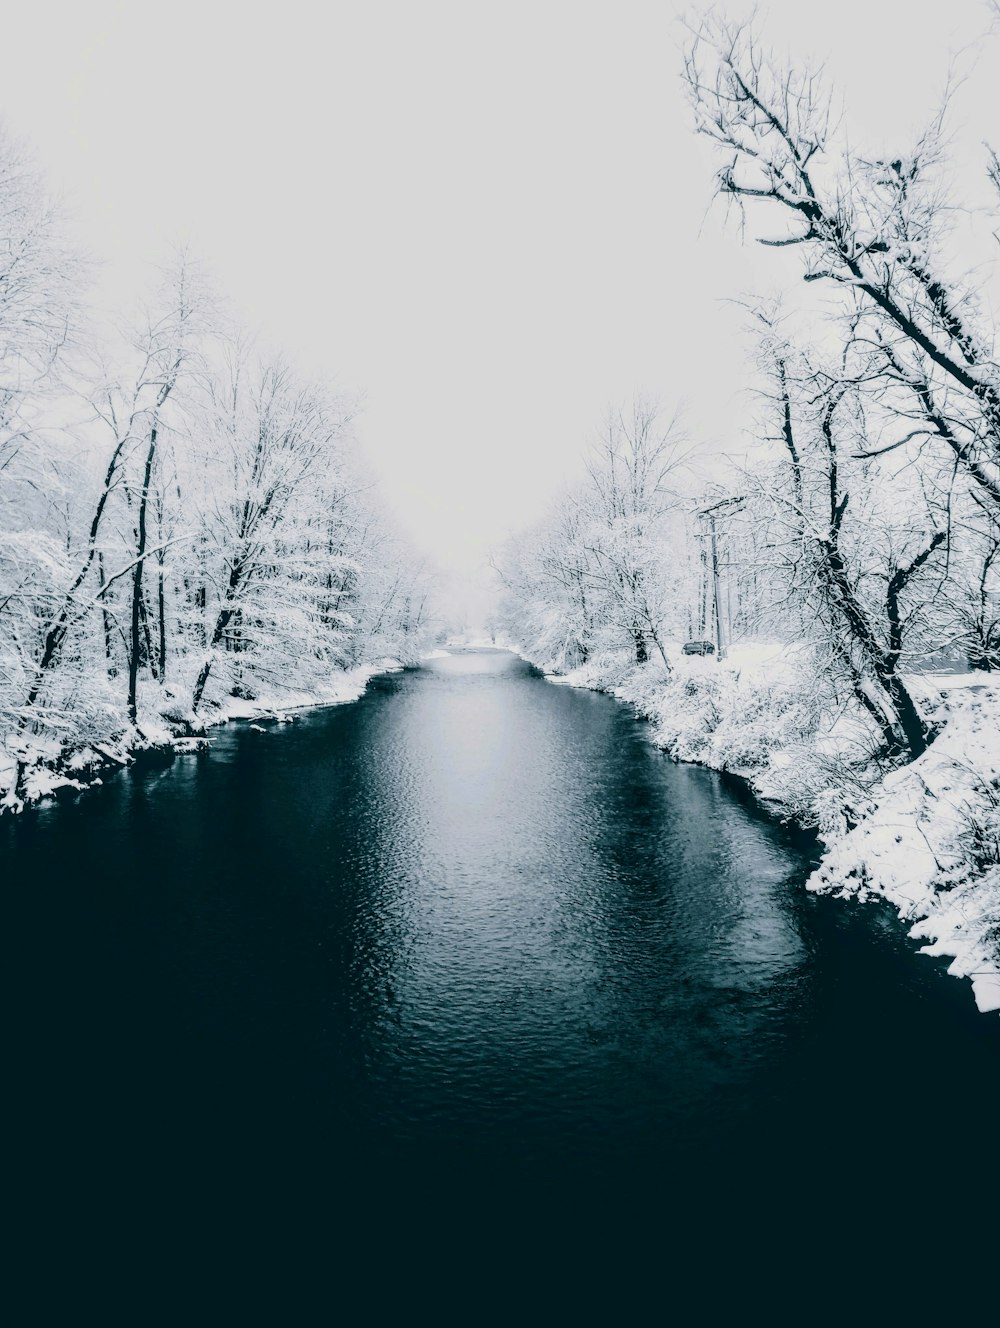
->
[[0, 141, 439, 809]]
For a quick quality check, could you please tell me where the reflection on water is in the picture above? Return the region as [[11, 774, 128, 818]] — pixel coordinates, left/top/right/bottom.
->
[[4, 648, 999, 1223], [352, 653, 811, 1152]]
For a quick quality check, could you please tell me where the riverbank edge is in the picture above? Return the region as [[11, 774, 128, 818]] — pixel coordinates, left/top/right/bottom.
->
[[0, 657, 408, 815], [515, 646, 1000, 1015]]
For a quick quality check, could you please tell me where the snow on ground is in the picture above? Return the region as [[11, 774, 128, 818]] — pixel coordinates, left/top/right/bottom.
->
[[810, 681, 1000, 1013], [538, 643, 1000, 1014], [218, 660, 403, 721], [0, 659, 405, 813]]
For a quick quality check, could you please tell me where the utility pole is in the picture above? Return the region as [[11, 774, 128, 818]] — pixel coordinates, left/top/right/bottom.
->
[[696, 495, 746, 663], [709, 512, 723, 660]]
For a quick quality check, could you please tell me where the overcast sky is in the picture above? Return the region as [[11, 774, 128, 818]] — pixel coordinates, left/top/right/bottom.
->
[[2, 0, 997, 614]]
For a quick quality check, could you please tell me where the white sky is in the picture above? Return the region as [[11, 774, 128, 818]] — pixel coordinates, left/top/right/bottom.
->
[[2, 0, 998, 615]]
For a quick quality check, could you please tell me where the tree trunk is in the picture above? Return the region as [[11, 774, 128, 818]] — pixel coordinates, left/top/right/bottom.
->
[[128, 423, 158, 725], [648, 627, 671, 671], [138, 584, 158, 681], [633, 626, 648, 665], [157, 562, 167, 681], [97, 551, 115, 676]]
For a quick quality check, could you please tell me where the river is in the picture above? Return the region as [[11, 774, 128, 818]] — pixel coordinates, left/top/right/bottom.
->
[[5, 647, 998, 1263]]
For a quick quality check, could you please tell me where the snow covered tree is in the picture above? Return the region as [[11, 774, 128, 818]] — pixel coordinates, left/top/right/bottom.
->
[[0, 125, 81, 485], [186, 348, 350, 712], [683, 13, 1000, 516], [0, 134, 440, 805], [494, 400, 693, 673], [746, 322, 945, 759], [493, 492, 595, 671], [581, 400, 689, 668]]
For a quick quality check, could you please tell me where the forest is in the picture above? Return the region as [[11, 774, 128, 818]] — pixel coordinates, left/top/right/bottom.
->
[[494, 15, 1000, 1011], [0, 137, 437, 810]]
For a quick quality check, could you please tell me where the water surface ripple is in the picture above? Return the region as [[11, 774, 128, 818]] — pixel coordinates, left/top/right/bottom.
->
[[6, 649, 998, 1217]]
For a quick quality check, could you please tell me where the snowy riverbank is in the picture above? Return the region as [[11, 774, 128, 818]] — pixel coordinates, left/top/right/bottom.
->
[[531, 644, 1000, 1015], [0, 658, 407, 814]]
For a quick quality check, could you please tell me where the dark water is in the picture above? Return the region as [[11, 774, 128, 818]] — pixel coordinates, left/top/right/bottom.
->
[[6, 649, 999, 1293]]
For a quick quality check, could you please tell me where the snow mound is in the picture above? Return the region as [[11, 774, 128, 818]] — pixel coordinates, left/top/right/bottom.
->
[[809, 683, 1000, 1014]]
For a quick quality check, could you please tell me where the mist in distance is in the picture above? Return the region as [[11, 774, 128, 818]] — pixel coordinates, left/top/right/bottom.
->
[[0, 0, 996, 624]]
